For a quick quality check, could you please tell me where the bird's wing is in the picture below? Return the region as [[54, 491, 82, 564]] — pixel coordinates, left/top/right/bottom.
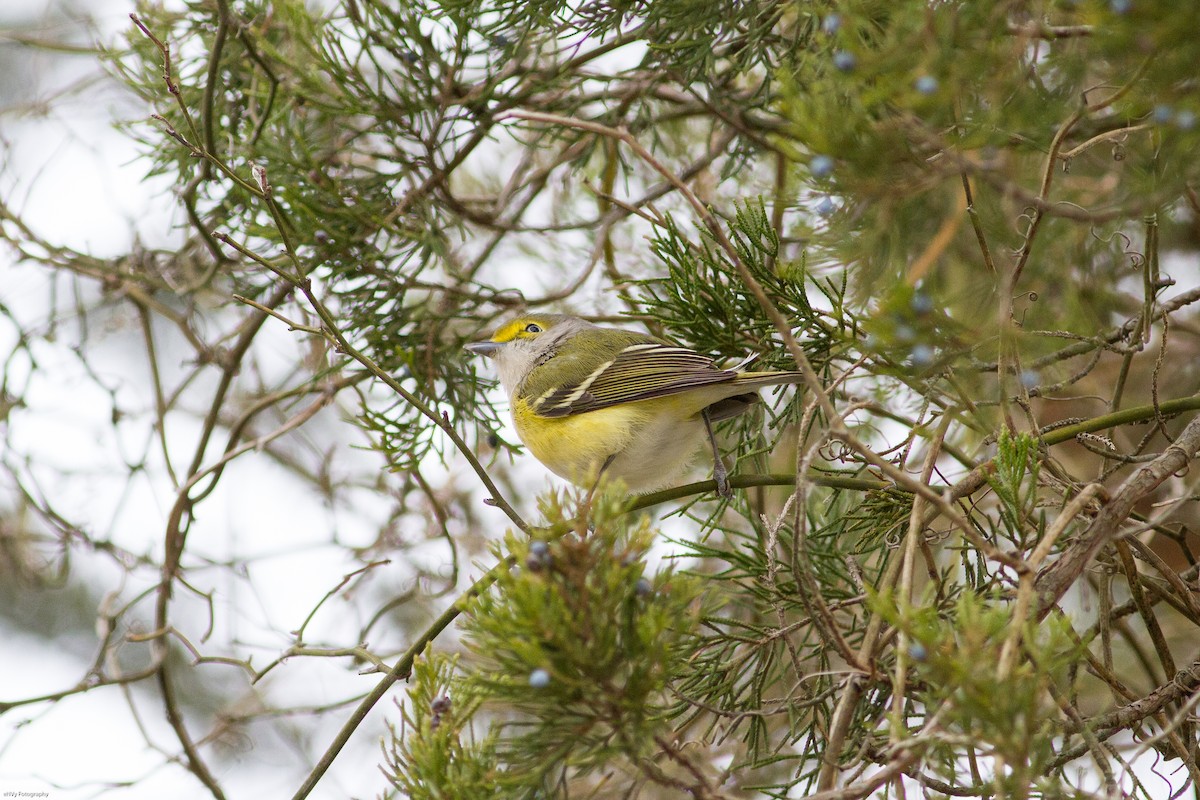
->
[[527, 339, 735, 418]]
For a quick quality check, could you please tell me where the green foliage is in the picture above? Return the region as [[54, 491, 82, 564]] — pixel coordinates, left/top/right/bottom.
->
[[383, 653, 509, 799], [780, 0, 1198, 350], [664, 484, 906, 791], [861, 282, 974, 375], [878, 590, 1086, 794], [988, 428, 1042, 545], [388, 491, 706, 794], [641, 201, 840, 371]]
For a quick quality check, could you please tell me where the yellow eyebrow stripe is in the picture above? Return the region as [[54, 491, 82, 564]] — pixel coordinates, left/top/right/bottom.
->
[[490, 320, 529, 343]]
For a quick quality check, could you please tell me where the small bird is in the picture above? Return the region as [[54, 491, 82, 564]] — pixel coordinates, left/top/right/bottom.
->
[[465, 314, 804, 496]]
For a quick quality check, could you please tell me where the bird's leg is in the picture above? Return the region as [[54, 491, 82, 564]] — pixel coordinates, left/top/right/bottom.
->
[[585, 453, 619, 506], [701, 408, 731, 498]]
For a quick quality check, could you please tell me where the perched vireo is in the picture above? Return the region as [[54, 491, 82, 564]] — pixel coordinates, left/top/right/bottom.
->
[[466, 314, 804, 496]]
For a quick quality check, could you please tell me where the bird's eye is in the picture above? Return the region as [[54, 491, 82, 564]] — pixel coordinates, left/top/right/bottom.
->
[[524, 323, 542, 334]]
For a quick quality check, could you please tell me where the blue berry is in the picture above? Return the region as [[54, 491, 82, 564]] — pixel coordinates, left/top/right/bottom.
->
[[821, 13, 841, 34], [815, 196, 836, 216], [908, 642, 928, 662], [910, 292, 934, 314], [893, 323, 916, 344], [635, 578, 652, 597], [810, 154, 835, 178], [1109, 0, 1131, 13], [1176, 110, 1197, 131], [914, 75, 939, 95], [1019, 370, 1039, 389], [1153, 105, 1174, 124], [526, 540, 551, 572], [910, 343, 935, 367], [528, 668, 551, 688], [833, 51, 856, 72]]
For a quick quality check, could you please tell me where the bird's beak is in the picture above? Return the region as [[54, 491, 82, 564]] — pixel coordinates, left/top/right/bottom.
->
[[464, 341, 502, 358]]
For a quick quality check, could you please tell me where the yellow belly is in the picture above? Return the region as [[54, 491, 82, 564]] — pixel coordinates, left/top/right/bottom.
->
[[511, 396, 707, 492]]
